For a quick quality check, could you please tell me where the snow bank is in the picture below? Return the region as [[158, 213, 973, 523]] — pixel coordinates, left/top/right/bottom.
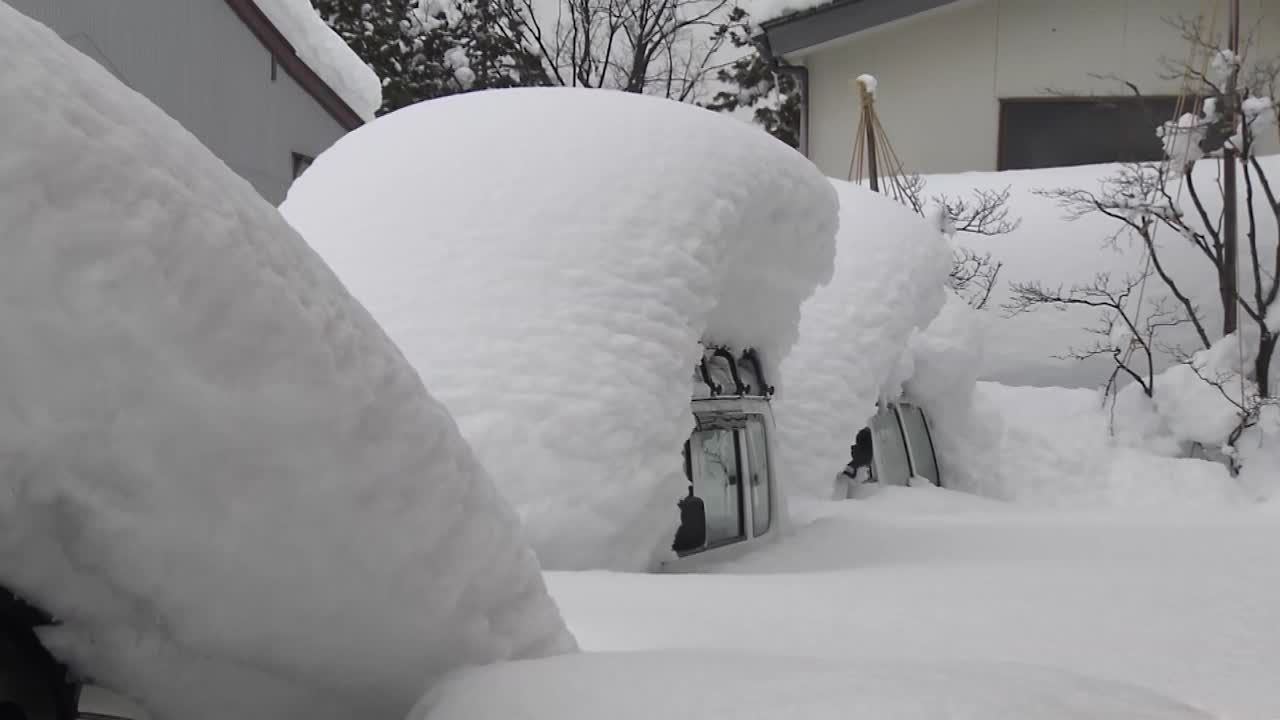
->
[[896, 295, 1248, 507], [253, 0, 382, 120], [773, 179, 951, 498], [0, 8, 572, 720], [281, 88, 838, 571], [413, 651, 1210, 720]]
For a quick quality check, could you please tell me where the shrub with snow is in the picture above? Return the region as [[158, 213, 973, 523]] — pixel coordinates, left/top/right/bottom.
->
[[773, 179, 952, 498], [0, 6, 572, 720], [924, 158, 1280, 388], [281, 88, 838, 571]]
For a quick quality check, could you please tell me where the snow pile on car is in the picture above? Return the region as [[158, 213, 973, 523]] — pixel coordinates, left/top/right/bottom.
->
[[772, 180, 952, 498], [282, 87, 839, 570], [0, 6, 572, 720]]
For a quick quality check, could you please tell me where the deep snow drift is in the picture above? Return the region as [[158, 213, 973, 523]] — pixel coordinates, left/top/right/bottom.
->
[[546, 488, 1280, 718], [0, 7, 571, 720], [414, 651, 1209, 720], [899, 295, 1251, 507], [252, 0, 382, 120], [282, 88, 839, 571], [773, 180, 952, 498]]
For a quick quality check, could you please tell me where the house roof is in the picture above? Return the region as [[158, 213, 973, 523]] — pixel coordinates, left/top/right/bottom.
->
[[759, 0, 961, 57], [223, 0, 365, 130]]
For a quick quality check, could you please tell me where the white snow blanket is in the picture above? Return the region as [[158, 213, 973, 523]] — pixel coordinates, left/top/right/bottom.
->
[[774, 179, 952, 497], [413, 651, 1210, 720], [253, 0, 382, 120], [0, 7, 571, 720], [282, 88, 838, 571], [547, 489, 1280, 718]]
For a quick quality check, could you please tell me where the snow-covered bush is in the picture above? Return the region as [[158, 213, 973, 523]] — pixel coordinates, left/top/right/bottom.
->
[[282, 88, 838, 570], [0, 6, 572, 720]]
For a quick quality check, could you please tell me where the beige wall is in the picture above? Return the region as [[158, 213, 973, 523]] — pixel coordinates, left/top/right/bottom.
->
[[799, 0, 1280, 177]]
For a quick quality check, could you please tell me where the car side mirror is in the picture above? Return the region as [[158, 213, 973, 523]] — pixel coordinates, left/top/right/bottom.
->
[[74, 685, 152, 720]]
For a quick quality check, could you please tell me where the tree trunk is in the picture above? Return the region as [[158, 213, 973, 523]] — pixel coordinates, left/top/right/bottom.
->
[[1220, 263, 1239, 336], [1258, 332, 1277, 398], [1221, 0, 1243, 337]]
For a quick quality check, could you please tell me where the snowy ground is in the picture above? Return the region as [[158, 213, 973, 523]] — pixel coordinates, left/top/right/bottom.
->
[[420, 649, 1211, 720], [544, 488, 1280, 718]]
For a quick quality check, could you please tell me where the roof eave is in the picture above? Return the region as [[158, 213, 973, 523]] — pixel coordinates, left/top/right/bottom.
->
[[759, 0, 961, 57], [223, 0, 366, 131]]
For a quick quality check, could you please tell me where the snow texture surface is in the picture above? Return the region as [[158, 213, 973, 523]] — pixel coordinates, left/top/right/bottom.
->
[[0, 8, 572, 720], [414, 651, 1209, 720], [774, 180, 951, 498], [252, 0, 382, 120], [282, 88, 838, 571]]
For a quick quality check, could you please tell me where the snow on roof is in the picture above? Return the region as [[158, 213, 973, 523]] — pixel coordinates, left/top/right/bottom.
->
[[281, 87, 838, 571], [251, 0, 381, 120], [773, 179, 952, 498], [752, 0, 840, 25], [0, 7, 571, 720], [413, 651, 1212, 720]]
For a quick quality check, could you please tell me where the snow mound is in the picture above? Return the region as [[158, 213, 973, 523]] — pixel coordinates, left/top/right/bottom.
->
[[253, 0, 382, 120], [281, 88, 838, 571], [413, 651, 1210, 720], [917, 380, 1246, 508], [0, 8, 571, 720], [773, 180, 951, 498]]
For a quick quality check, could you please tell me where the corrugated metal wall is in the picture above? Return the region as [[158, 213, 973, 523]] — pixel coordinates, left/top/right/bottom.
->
[[7, 0, 349, 204]]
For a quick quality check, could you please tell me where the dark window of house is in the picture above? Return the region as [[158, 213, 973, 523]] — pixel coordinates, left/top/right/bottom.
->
[[998, 97, 1181, 170], [292, 152, 315, 180]]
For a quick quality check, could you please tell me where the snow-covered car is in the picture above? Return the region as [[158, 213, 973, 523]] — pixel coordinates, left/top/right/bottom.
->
[[281, 86, 842, 572], [665, 346, 780, 569], [831, 402, 944, 498]]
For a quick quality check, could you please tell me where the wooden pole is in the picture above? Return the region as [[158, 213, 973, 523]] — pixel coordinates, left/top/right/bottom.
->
[[858, 78, 880, 192], [1222, 0, 1241, 335]]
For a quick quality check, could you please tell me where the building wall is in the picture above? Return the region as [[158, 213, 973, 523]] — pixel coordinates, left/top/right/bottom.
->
[[8, 0, 349, 204], [799, 0, 1280, 177]]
